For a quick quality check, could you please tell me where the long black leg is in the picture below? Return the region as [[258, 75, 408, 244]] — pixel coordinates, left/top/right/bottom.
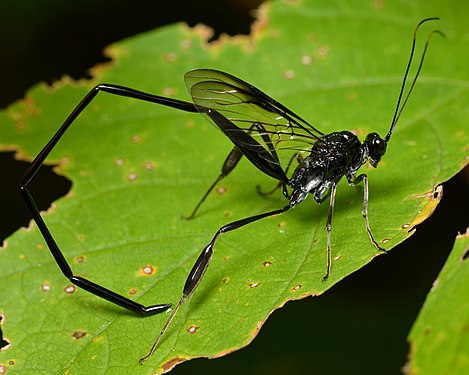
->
[[183, 146, 243, 219], [348, 174, 385, 252], [256, 182, 283, 196], [184, 119, 287, 220], [140, 203, 292, 362], [20, 84, 198, 316], [257, 151, 302, 198]]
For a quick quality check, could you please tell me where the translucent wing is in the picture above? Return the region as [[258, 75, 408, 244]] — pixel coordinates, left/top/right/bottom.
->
[[185, 69, 324, 183]]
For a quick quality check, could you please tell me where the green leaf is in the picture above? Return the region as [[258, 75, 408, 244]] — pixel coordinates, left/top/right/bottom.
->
[[1, 1, 468, 373], [407, 230, 469, 374]]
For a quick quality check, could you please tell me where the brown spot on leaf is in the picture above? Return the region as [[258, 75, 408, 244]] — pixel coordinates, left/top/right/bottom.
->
[[216, 186, 228, 195], [162, 357, 186, 372], [180, 39, 192, 50], [163, 87, 176, 96], [316, 45, 330, 58], [163, 53, 177, 63], [143, 161, 155, 171], [283, 70, 295, 80], [11, 110, 27, 130], [64, 285, 76, 295], [41, 282, 50, 292], [249, 282, 260, 288], [409, 185, 443, 228], [72, 330, 87, 340], [75, 255, 85, 264], [131, 134, 142, 143], [301, 54, 313, 65], [187, 325, 199, 334], [291, 285, 302, 291], [114, 158, 125, 166], [262, 261, 272, 267], [127, 172, 138, 182], [140, 265, 155, 276]]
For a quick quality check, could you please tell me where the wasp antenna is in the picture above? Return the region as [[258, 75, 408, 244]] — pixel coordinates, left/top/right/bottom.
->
[[385, 18, 444, 143]]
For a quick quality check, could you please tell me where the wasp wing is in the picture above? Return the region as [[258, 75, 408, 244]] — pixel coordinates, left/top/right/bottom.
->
[[185, 69, 323, 183]]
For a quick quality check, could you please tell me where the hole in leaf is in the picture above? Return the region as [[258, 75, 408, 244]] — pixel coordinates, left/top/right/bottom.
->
[[0, 151, 72, 246], [0, 315, 9, 350], [462, 248, 469, 262]]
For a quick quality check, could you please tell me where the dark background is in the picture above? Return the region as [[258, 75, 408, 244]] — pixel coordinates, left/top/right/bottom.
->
[[1, 1, 467, 374]]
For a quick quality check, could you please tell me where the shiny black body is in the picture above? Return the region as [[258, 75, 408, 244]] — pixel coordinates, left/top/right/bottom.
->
[[290, 131, 366, 205], [18, 18, 441, 362]]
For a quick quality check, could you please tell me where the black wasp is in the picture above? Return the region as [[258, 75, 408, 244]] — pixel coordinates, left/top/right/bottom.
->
[[19, 19, 442, 362]]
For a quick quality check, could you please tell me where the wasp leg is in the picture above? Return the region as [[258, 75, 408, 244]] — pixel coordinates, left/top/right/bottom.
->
[[183, 146, 243, 220], [140, 203, 291, 362], [20, 84, 198, 316], [323, 182, 338, 282], [348, 174, 386, 252]]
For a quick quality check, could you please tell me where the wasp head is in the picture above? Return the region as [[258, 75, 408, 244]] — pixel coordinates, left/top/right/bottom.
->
[[364, 132, 387, 167]]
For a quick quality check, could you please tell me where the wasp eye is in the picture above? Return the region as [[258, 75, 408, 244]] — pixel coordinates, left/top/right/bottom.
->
[[372, 136, 386, 153]]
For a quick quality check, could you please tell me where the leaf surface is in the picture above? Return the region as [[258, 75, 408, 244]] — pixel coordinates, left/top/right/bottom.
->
[[0, 1, 468, 373], [407, 230, 469, 375]]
